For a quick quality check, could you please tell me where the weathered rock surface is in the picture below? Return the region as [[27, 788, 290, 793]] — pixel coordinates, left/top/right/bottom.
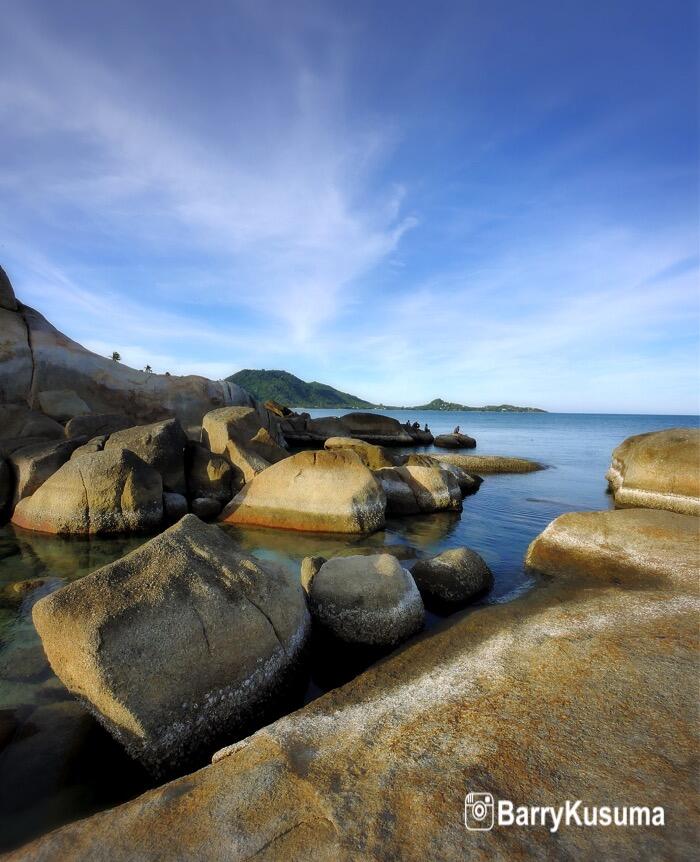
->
[[69, 435, 108, 460], [31, 515, 310, 775], [324, 437, 398, 469], [224, 440, 271, 485], [190, 497, 222, 520], [432, 453, 545, 473], [0, 264, 17, 311], [12, 449, 163, 535], [405, 454, 481, 494], [307, 554, 424, 646], [9, 439, 81, 504], [36, 389, 90, 422], [221, 450, 386, 534], [202, 406, 285, 456], [162, 492, 188, 524], [394, 465, 462, 513], [606, 427, 700, 515], [15, 517, 698, 861], [0, 268, 254, 427], [374, 467, 420, 515], [104, 418, 187, 494], [186, 442, 235, 504], [411, 547, 493, 603], [0, 405, 64, 441], [300, 555, 326, 593], [64, 413, 132, 439], [339, 412, 414, 445], [525, 507, 700, 589], [434, 432, 476, 449]]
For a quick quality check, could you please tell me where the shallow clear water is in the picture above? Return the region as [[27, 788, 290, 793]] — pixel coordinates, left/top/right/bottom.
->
[[0, 411, 696, 850]]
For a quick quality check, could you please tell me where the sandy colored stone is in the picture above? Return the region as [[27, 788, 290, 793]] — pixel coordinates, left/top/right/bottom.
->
[[69, 435, 108, 460], [14, 529, 698, 861], [12, 449, 163, 535], [31, 515, 310, 775], [300, 555, 326, 593], [308, 554, 424, 646], [64, 413, 132, 439], [248, 427, 288, 463], [224, 439, 271, 484], [606, 427, 700, 515], [186, 442, 234, 504], [373, 466, 420, 515], [105, 418, 187, 494], [221, 450, 386, 534], [525, 507, 700, 590], [395, 464, 462, 513], [201, 406, 284, 455], [9, 439, 81, 504], [431, 453, 545, 473], [36, 389, 90, 422], [406, 454, 480, 493], [324, 437, 398, 469], [411, 546, 493, 603]]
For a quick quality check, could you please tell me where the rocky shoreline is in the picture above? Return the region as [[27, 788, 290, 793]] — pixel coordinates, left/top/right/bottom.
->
[[1, 266, 698, 859]]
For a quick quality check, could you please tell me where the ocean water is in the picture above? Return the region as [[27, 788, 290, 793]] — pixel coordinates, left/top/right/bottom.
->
[[0, 410, 696, 850]]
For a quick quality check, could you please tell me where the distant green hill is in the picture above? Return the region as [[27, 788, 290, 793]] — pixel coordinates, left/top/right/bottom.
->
[[227, 369, 376, 409], [227, 370, 546, 412]]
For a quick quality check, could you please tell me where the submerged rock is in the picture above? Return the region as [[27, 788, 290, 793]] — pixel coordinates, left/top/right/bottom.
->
[[411, 547, 493, 603], [221, 449, 386, 534], [434, 432, 476, 449], [12, 449, 163, 535], [31, 515, 310, 775], [431, 453, 545, 473], [606, 427, 700, 516], [525, 508, 700, 589], [307, 554, 424, 646], [104, 418, 188, 494]]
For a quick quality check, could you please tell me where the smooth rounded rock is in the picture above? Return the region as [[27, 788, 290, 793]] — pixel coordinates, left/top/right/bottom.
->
[[411, 547, 493, 603], [324, 437, 398, 469], [308, 554, 424, 646], [191, 497, 222, 520], [105, 418, 188, 494], [163, 492, 188, 524], [434, 433, 476, 449]]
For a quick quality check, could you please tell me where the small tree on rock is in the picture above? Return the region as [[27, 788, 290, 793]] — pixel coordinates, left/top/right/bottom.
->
[[144, 364, 152, 374], [111, 351, 121, 362]]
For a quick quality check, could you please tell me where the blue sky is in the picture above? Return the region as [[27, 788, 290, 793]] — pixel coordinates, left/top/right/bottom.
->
[[1, 0, 698, 413]]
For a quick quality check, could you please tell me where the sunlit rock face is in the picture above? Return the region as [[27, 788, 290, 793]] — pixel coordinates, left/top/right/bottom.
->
[[220, 449, 387, 534], [31, 515, 310, 776], [606, 427, 700, 516]]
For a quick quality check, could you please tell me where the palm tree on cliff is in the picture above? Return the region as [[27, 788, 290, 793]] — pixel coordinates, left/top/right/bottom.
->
[[111, 351, 121, 361]]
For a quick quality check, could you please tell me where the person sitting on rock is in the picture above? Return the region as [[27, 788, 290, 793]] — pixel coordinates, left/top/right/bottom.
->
[[423, 423, 429, 432], [453, 425, 460, 434], [412, 421, 420, 431]]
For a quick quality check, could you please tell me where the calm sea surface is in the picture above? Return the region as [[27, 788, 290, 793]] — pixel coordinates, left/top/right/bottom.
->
[[0, 410, 697, 849]]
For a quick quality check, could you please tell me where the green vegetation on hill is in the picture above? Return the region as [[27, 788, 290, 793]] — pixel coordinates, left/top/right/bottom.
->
[[227, 369, 376, 409], [227, 370, 546, 412]]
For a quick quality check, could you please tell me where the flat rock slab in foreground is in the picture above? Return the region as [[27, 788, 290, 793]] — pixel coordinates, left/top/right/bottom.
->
[[14, 510, 698, 860], [31, 515, 310, 775]]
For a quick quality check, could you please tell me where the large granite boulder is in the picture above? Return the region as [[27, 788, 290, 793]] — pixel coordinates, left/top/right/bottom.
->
[[606, 427, 700, 515], [0, 275, 254, 427], [0, 405, 64, 441], [31, 515, 310, 774], [104, 418, 187, 494], [224, 439, 271, 485], [36, 389, 90, 422], [221, 449, 386, 533], [339, 412, 414, 445], [324, 437, 398, 469], [434, 432, 476, 449], [185, 442, 235, 504], [64, 413, 132, 439], [307, 554, 424, 646], [525, 508, 700, 589], [0, 264, 17, 311], [12, 449, 163, 535], [201, 406, 286, 456], [15, 515, 698, 861], [405, 454, 481, 494], [431, 453, 545, 473], [411, 547, 493, 603], [394, 464, 462, 513], [374, 467, 420, 515], [9, 439, 82, 504]]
